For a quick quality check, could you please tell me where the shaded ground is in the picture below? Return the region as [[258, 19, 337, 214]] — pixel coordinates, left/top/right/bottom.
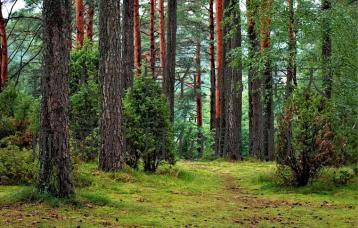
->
[[0, 161, 357, 227]]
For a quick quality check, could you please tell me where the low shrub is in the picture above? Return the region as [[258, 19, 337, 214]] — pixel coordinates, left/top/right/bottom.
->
[[276, 90, 343, 186], [123, 75, 175, 172], [0, 145, 36, 185]]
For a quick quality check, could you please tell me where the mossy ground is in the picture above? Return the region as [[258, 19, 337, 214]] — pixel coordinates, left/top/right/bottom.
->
[[0, 160, 357, 227]]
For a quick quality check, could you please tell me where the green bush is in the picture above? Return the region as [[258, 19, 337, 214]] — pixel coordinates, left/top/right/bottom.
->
[[276, 90, 343, 186], [0, 85, 38, 147], [123, 76, 175, 172], [69, 41, 99, 95], [70, 80, 99, 140], [0, 145, 36, 185], [332, 170, 354, 186]]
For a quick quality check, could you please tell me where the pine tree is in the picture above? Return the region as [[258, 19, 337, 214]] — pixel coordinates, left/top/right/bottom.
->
[[98, 0, 125, 171], [163, 0, 177, 122], [38, 0, 74, 197], [122, 0, 134, 89]]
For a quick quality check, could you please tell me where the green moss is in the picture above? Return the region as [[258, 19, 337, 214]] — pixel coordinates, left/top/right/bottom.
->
[[0, 161, 356, 227]]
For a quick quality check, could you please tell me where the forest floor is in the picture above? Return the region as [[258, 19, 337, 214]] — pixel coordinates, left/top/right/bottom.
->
[[0, 160, 357, 227]]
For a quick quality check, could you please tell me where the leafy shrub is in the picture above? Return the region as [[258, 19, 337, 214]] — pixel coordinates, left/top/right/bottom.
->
[[69, 41, 99, 95], [0, 85, 38, 147], [0, 145, 36, 185], [332, 170, 354, 186], [70, 80, 99, 139], [276, 90, 343, 186], [123, 76, 175, 172]]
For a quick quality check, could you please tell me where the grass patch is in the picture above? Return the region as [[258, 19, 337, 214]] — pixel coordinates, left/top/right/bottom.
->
[[0, 161, 356, 227]]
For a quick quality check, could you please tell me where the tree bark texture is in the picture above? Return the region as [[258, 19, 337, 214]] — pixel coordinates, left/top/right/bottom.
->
[[38, 0, 74, 197], [98, 0, 125, 171], [261, 0, 274, 161], [0, 2, 8, 90], [163, 0, 177, 122], [150, 0, 156, 75], [158, 0, 166, 76], [321, 0, 332, 98], [85, 0, 94, 42], [224, 0, 242, 160], [134, 0, 142, 75], [247, 0, 264, 159], [215, 0, 224, 155], [76, 0, 85, 47], [195, 40, 203, 158], [0, 3, 9, 91], [122, 0, 134, 89], [209, 0, 216, 131]]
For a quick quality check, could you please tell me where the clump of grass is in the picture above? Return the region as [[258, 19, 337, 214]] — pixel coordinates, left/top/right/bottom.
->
[[0, 187, 79, 208], [109, 172, 137, 183], [155, 164, 195, 182], [78, 191, 122, 208]]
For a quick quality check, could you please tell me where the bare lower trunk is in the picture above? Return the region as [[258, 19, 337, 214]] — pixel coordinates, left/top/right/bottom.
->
[[209, 0, 216, 131], [38, 0, 74, 197], [98, 0, 125, 171], [225, 0, 242, 160], [195, 40, 203, 158], [247, 0, 263, 159], [215, 0, 224, 156], [261, 0, 274, 161]]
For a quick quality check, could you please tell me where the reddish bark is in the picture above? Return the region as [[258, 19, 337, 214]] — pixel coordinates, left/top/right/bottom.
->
[[209, 0, 216, 130], [76, 0, 85, 47], [134, 0, 142, 75], [85, 0, 94, 42], [0, 3, 8, 90], [215, 0, 223, 127], [149, 0, 156, 75], [158, 0, 166, 76]]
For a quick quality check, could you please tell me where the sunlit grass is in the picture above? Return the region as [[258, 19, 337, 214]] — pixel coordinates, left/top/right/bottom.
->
[[0, 160, 356, 227]]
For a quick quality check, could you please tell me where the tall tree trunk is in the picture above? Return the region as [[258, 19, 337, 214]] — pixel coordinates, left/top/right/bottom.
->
[[225, 0, 242, 160], [287, 0, 297, 98], [247, 0, 264, 159], [215, 0, 224, 156], [163, 0, 177, 122], [134, 0, 142, 75], [38, 0, 74, 197], [195, 40, 203, 158], [0, 2, 7, 90], [322, 0, 332, 98], [98, 0, 125, 171], [150, 0, 156, 75], [158, 0, 166, 77], [85, 0, 94, 42], [209, 0, 216, 131], [76, 0, 85, 47], [122, 0, 134, 89], [261, 0, 274, 161], [281, 0, 297, 162]]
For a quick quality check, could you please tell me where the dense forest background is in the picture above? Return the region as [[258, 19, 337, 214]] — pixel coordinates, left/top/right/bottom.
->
[[0, 0, 357, 226]]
